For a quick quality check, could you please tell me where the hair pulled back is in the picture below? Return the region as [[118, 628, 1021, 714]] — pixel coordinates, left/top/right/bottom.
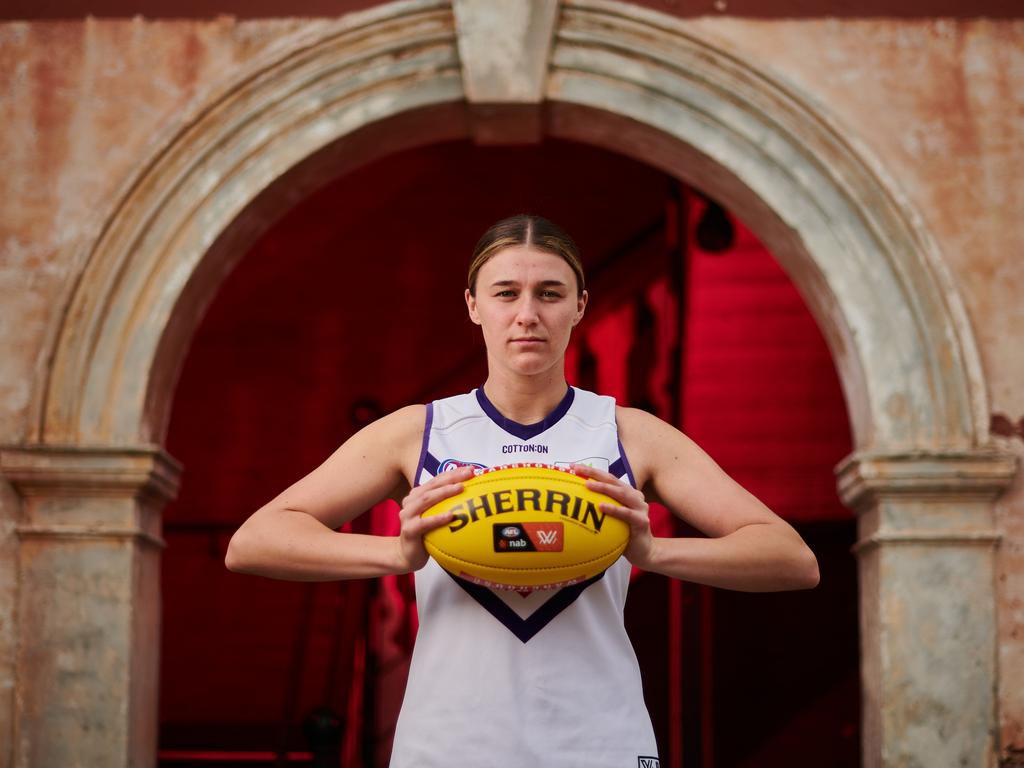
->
[[467, 214, 585, 298]]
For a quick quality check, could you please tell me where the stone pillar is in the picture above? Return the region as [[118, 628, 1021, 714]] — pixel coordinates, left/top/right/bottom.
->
[[838, 450, 1018, 768], [0, 445, 181, 768]]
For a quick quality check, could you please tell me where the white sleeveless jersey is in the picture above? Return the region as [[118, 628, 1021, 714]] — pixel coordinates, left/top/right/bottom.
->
[[389, 386, 660, 768]]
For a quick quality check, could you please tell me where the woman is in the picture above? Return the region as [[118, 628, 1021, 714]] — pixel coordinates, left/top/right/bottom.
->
[[225, 214, 820, 767]]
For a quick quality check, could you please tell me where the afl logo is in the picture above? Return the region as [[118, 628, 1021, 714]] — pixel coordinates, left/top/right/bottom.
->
[[501, 526, 521, 538], [438, 459, 487, 473]]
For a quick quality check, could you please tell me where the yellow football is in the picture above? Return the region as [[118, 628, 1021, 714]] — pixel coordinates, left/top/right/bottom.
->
[[421, 464, 630, 590]]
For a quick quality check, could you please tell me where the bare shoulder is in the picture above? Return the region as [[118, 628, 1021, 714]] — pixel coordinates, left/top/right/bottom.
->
[[615, 404, 667, 438], [348, 403, 427, 482], [615, 405, 693, 485], [262, 403, 427, 529], [371, 403, 427, 446], [615, 404, 783, 536]]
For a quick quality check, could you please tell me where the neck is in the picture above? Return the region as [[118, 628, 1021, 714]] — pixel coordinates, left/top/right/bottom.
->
[[481, 367, 569, 424]]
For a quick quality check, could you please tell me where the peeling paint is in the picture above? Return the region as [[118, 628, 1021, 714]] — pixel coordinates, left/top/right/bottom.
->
[[992, 413, 1024, 441], [1002, 746, 1024, 768]]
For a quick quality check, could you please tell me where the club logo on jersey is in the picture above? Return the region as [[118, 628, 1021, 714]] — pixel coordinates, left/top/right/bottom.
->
[[493, 522, 564, 553], [438, 459, 487, 473], [638, 758, 661, 768]]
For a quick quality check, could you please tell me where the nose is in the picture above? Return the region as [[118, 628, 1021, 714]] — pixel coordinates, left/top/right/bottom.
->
[[515, 295, 539, 326]]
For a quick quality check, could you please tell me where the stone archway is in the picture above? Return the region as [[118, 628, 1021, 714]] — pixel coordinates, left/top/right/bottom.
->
[[0, 1, 1016, 765]]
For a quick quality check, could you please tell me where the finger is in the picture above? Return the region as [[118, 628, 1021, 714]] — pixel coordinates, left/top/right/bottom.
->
[[584, 477, 644, 506], [421, 465, 476, 489], [401, 467, 474, 508], [570, 463, 619, 483], [574, 464, 635, 496], [408, 508, 456, 536], [599, 501, 650, 528], [401, 482, 466, 519]]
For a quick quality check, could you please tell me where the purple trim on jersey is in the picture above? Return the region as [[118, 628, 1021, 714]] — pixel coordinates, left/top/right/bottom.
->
[[475, 386, 576, 441], [413, 402, 434, 488], [608, 457, 626, 479], [422, 452, 440, 477], [617, 439, 638, 488], [448, 570, 606, 643]]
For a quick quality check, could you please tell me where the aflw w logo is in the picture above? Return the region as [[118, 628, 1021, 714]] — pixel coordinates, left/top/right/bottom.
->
[[537, 529, 558, 545], [522, 522, 563, 551], [638, 758, 660, 768]]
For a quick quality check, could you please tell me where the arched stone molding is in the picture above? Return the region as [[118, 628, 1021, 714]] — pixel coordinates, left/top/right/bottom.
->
[[31, 0, 469, 448], [5, 1, 1017, 766], [544, 0, 989, 452], [28, 0, 989, 454]]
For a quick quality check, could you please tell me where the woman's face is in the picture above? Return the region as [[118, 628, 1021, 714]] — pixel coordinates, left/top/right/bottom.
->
[[465, 246, 587, 378]]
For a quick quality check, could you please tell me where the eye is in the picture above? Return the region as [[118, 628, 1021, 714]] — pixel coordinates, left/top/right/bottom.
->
[[495, 289, 516, 298], [540, 289, 563, 299]]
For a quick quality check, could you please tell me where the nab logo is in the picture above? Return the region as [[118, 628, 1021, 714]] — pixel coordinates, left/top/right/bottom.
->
[[638, 758, 660, 768], [494, 524, 533, 552], [492, 522, 564, 553]]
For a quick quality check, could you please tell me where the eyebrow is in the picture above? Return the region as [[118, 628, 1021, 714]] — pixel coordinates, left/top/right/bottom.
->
[[489, 279, 569, 288]]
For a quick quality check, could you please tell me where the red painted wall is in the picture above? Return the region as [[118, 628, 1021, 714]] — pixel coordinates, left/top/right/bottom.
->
[[682, 215, 852, 521]]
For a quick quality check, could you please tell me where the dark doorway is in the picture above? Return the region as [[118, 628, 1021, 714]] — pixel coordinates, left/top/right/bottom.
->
[[159, 138, 857, 767]]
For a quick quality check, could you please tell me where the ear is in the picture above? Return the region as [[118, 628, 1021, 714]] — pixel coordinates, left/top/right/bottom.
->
[[572, 290, 589, 326], [465, 288, 481, 325]]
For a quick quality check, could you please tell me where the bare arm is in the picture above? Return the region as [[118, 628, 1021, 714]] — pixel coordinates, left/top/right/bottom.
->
[[574, 406, 819, 592], [224, 404, 471, 582]]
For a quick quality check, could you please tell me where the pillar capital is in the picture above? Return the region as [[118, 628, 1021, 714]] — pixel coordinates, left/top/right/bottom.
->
[[1, 443, 182, 549], [1, 442, 182, 498], [836, 449, 1018, 509]]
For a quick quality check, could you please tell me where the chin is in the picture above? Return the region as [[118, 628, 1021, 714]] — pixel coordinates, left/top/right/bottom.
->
[[508, 358, 561, 377]]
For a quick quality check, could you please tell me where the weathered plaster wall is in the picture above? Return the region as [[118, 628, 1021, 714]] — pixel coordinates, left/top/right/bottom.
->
[[0, 18, 323, 766], [0, 8, 1021, 764], [680, 19, 1024, 755]]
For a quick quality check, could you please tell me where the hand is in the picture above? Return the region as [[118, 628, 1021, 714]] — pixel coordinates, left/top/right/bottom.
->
[[395, 465, 476, 573], [572, 463, 657, 570]]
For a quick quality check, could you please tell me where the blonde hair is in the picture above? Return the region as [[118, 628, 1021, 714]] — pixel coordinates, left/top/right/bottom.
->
[[467, 214, 585, 297]]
